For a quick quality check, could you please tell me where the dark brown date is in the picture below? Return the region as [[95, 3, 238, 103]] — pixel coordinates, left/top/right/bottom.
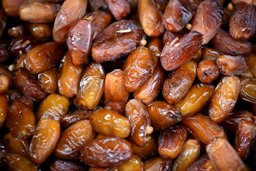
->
[[160, 31, 202, 71], [146, 101, 182, 131], [81, 137, 132, 168], [0, 94, 7, 129], [28, 23, 52, 41], [8, 25, 24, 38]]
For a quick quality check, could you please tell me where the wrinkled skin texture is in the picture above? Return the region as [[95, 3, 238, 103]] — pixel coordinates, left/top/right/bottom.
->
[[191, 0, 223, 44], [197, 60, 220, 84], [187, 156, 215, 171], [81, 137, 132, 168], [160, 31, 202, 71], [143, 157, 172, 171], [229, 2, 256, 40], [50, 159, 84, 171]]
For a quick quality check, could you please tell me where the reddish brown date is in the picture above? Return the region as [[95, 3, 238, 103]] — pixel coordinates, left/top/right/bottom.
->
[[50, 159, 84, 171], [124, 46, 156, 92], [125, 99, 153, 146], [146, 101, 182, 131], [211, 29, 252, 56], [229, 2, 256, 40], [158, 125, 188, 159], [202, 47, 221, 61], [81, 137, 132, 168], [187, 156, 215, 171], [132, 137, 158, 160], [162, 61, 197, 104], [197, 60, 220, 84], [160, 31, 202, 71], [144, 157, 172, 171], [2, 0, 25, 17], [14, 69, 47, 101], [191, 0, 223, 44], [183, 114, 226, 144], [53, 0, 88, 43], [24, 41, 64, 74], [106, 0, 131, 20]]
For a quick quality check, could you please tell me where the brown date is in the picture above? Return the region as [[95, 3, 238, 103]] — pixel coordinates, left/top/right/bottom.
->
[[53, 0, 88, 43], [138, 0, 164, 37], [90, 108, 130, 138], [162, 0, 193, 32], [117, 155, 143, 171], [24, 41, 64, 74], [134, 63, 165, 104], [75, 63, 104, 110], [106, 0, 131, 20], [50, 159, 84, 171], [28, 23, 52, 41], [246, 52, 256, 77], [162, 61, 197, 104], [202, 47, 221, 61], [125, 99, 153, 146], [160, 31, 202, 71], [187, 156, 215, 171], [147, 37, 163, 57], [37, 94, 70, 121], [146, 101, 182, 131], [232, 0, 256, 5], [8, 25, 24, 38], [197, 60, 220, 84], [58, 53, 83, 98], [183, 114, 227, 144], [240, 77, 256, 103], [158, 125, 188, 159], [81, 136, 132, 168], [211, 29, 252, 56], [105, 101, 126, 115], [3, 133, 28, 157], [29, 119, 60, 165], [88, 0, 107, 11], [55, 120, 95, 159], [38, 68, 58, 94], [209, 76, 241, 123], [144, 157, 172, 171], [6, 99, 36, 139], [124, 46, 156, 92], [19, 1, 60, 23], [229, 2, 256, 40], [0, 73, 10, 94], [2, 0, 25, 17], [206, 138, 247, 171], [191, 0, 223, 44], [216, 55, 249, 76], [0, 94, 7, 129]]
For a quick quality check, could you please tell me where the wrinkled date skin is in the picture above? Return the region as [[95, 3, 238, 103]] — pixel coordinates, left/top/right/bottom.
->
[[146, 101, 182, 131], [125, 99, 153, 146], [50, 159, 85, 171], [216, 55, 249, 76], [211, 29, 252, 56], [138, 0, 164, 37], [55, 120, 95, 160], [81, 137, 132, 168], [206, 138, 247, 171], [162, 61, 197, 104], [92, 20, 144, 63], [143, 157, 172, 171], [209, 76, 241, 123], [14, 69, 47, 101], [158, 125, 188, 159], [160, 31, 202, 71], [53, 0, 88, 43], [240, 78, 256, 103], [19, 1, 61, 23], [191, 0, 223, 44], [163, 0, 193, 32], [124, 46, 156, 92], [38, 68, 58, 94], [229, 2, 256, 40], [75, 63, 104, 110], [197, 60, 220, 84], [6, 99, 36, 139], [58, 53, 83, 98], [90, 108, 131, 138], [24, 41, 64, 74], [183, 114, 227, 144], [29, 119, 61, 165], [134, 63, 165, 104], [187, 156, 215, 171], [106, 0, 131, 20]]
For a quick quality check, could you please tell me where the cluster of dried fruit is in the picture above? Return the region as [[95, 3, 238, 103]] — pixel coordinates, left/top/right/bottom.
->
[[0, 0, 255, 170]]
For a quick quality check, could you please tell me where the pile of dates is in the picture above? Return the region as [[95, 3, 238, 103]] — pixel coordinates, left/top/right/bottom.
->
[[0, 0, 255, 170]]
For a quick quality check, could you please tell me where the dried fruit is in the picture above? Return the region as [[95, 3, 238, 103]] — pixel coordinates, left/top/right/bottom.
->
[[197, 60, 220, 84]]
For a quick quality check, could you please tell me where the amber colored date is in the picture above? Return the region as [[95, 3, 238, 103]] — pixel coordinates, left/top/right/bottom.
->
[[38, 68, 58, 94], [29, 119, 60, 165], [3, 133, 28, 157], [206, 138, 247, 171], [146, 101, 182, 131], [177, 84, 215, 116], [58, 53, 83, 98], [162, 61, 197, 104], [90, 108, 130, 138], [160, 31, 202, 71], [138, 0, 164, 37], [124, 46, 156, 92], [132, 137, 158, 160], [147, 38, 163, 57], [209, 76, 241, 123], [158, 125, 188, 159], [81, 136, 132, 168], [0, 73, 10, 93], [183, 113, 226, 144], [144, 157, 172, 171], [74, 63, 104, 110], [197, 60, 220, 84], [24, 41, 64, 74], [246, 52, 256, 77], [240, 78, 256, 103], [55, 120, 95, 160], [117, 155, 143, 171], [53, 0, 88, 43]]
